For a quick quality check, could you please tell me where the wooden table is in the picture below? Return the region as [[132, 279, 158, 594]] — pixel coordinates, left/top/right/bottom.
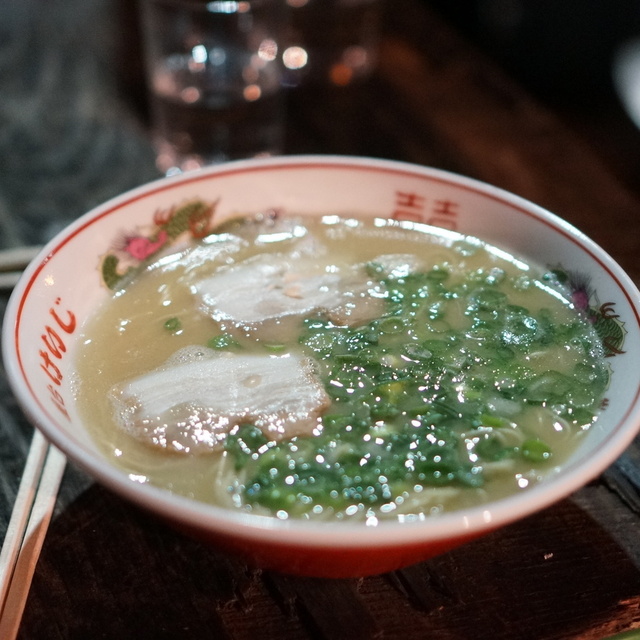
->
[[2, 0, 640, 637]]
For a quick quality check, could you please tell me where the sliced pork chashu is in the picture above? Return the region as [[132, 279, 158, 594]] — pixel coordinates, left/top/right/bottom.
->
[[194, 254, 342, 324], [110, 347, 330, 455], [192, 253, 386, 338]]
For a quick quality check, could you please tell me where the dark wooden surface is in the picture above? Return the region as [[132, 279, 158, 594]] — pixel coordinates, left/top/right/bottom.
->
[[2, 0, 640, 637]]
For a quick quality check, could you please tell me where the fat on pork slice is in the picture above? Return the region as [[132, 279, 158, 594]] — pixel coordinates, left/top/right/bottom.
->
[[192, 252, 391, 331], [110, 348, 330, 455]]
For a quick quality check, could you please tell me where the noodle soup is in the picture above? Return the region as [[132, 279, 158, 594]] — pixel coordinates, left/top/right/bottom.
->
[[76, 213, 608, 522]]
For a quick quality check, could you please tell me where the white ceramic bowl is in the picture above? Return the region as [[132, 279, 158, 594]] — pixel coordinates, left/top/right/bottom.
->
[[4, 155, 640, 577]]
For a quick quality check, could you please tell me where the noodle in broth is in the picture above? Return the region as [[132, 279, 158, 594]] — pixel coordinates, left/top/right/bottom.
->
[[75, 214, 608, 522]]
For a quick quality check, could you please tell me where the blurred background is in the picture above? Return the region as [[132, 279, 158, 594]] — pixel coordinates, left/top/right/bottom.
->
[[2, 0, 640, 246], [426, 0, 640, 198]]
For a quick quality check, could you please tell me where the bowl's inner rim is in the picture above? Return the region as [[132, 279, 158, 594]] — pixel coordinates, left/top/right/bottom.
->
[[6, 156, 640, 542]]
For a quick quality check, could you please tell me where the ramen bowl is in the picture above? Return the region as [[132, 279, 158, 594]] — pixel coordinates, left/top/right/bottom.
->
[[4, 155, 640, 578]]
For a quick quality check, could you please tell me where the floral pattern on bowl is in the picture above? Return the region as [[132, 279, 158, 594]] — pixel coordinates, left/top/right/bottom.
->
[[551, 266, 627, 358], [101, 199, 219, 290]]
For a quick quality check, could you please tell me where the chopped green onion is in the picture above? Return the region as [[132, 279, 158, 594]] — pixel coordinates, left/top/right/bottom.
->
[[163, 317, 181, 332]]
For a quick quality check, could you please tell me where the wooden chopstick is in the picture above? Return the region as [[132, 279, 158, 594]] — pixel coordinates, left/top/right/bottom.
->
[[0, 246, 42, 273], [0, 246, 42, 291], [0, 431, 66, 638], [0, 245, 62, 635], [0, 273, 22, 291], [0, 246, 66, 640]]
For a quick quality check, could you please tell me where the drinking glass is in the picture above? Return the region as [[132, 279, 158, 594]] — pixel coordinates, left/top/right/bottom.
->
[[139, 0, 288, 175]]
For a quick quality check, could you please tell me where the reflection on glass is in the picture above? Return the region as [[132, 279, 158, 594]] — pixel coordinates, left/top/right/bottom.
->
[[283, 46, 309, 71], [283, 0, 382, 87], [206, 1, 250, 14]]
